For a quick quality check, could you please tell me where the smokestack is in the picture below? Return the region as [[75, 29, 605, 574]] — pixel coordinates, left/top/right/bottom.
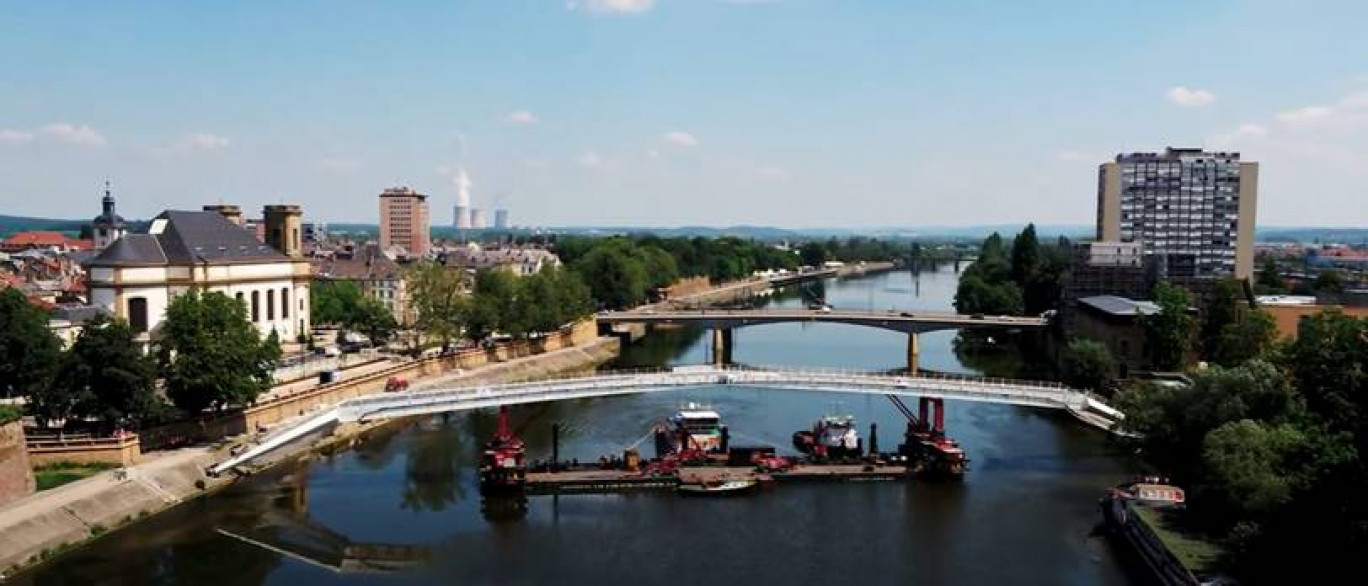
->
[[454, 167, 473, 229]]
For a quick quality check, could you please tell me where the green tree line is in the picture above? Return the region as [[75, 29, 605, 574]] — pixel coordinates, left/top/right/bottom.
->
[[1114, 310, 1367, 582]]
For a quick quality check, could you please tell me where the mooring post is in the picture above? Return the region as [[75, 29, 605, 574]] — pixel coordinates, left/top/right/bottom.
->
[[551, 423, 560, 473], [868, 422, 878, 456]]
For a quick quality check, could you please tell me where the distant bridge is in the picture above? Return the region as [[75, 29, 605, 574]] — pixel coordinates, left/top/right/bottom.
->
[[597, 309, 1050, 371], [210, 365, 1120, 475]]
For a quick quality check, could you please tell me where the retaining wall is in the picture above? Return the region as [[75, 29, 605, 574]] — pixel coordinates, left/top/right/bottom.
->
[[0, 422, 34, 507]]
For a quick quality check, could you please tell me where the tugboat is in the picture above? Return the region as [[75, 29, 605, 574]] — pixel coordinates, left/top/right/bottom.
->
[[792, 413, 862, 459], [654, 403, 728, 459], [479, 406, 526, 495]]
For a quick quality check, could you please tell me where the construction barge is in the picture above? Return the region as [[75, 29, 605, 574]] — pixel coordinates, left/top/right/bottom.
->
[[481, 396, 967, 498]]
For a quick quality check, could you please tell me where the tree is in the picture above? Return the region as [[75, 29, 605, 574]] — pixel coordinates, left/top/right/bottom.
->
[[469, 269, 520, 339], [1314, 269, 1346, 296], [1214, 307, 1277, 367], [1009, 223, 1040, 286], [50, 315, 160, 429], [1061, 338, 1116, 393], [1280, 311, 1367, 433], [310, 280, 364, 326], [798, 241, 828, 268], [0, 288, 61, 402], [1113, 360, 1303, 483], [953, 274, 1023, 315], [406, 261, 466, 351], [1201, 420, 1309, 524], [1255, 256, 1287, 293], [574, 244, 649, 309], [159, 291, 280, 413], [350, 296, 398, 346], [1142, 282, 1195, 370]]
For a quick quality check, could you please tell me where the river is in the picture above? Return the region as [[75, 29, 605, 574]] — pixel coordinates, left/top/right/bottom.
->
[[12, 265, 1144, 586]]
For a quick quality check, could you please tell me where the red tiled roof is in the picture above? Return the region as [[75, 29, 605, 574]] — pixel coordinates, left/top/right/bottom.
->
[[4, 231, 68, 245]]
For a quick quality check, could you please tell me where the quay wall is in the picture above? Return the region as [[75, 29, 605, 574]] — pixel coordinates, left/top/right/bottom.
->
[[0, 422, 34, 507], [0, 322, 617, 579]]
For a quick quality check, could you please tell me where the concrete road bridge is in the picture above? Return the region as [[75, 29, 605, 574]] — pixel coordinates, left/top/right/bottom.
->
[[597, 309, 1050, 372], [210, 365, 1121, 475]]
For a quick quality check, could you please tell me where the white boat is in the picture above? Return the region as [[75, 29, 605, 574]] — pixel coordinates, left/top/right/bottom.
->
[[677, 478, 757, 496]]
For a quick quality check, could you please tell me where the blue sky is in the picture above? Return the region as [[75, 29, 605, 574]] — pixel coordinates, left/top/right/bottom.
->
[[2, 0, 1367, 227]]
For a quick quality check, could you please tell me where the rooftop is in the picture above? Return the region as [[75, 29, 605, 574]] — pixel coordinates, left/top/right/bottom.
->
[[86, 210, 290, 268], [1078, 295, 1161, 317]]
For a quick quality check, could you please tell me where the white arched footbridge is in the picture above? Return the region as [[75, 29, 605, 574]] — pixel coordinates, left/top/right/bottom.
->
[[210, 365, 1124, 475]]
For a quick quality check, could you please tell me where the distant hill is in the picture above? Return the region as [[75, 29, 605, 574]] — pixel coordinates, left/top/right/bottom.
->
[[0, 214, 87, 238]]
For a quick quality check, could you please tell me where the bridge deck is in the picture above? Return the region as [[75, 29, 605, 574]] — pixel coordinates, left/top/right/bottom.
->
[[597, 309, 1047, 334], [210, 366, 1119, 475]]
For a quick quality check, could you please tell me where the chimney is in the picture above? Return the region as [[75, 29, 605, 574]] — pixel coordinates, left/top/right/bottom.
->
[[203, 204, 244, 226]]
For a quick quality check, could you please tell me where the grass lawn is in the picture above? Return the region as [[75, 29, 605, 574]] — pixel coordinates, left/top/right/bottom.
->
[[33, 462, 117, 491], [1133, 503, 1224, 575]]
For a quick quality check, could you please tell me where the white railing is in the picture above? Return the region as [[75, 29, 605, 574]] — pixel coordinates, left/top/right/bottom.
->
[[212, 365, 1116, 474]]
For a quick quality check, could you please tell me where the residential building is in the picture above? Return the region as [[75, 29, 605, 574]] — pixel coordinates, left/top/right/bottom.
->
[[91, 182, 127, 251], [494, 209, 509, 230], [379, 187, 430, 258], [1060, 242, 1157, 329], [1256, 295, 1368, 340], [47, 303, 112, 348], [1074, 295, 1199, 376], [312, 244, 411, 324], [1, 232, 92, 254], [1097, 148, 1258, 280], [85, 209, 312, 345], [441, 244, 560, 277]]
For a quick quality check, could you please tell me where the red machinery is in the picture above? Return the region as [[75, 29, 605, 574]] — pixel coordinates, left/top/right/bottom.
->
[[888, 395, 967, 477], [479, 406, 527, 494]]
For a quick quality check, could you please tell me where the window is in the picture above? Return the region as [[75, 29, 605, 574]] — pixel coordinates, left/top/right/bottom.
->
[[281, 287, 289, 318], [267, 289, 275, 320], [251, 291, 260, 322], [128, 297, 149, 333]]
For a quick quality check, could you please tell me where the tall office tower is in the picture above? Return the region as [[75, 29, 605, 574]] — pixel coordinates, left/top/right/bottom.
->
[[1097, 147, 1257, 280], [494, 208, 509, 230], [470, 208, 486, 229], [379, 187, 431, 257], [263, 204, 303, 258]]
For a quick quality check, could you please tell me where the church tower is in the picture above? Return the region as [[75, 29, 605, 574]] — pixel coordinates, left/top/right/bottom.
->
[[92, 181, 127, 251]]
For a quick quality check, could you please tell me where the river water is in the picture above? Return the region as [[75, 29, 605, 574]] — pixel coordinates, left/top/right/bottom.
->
[[13, 266, 1144, 586]]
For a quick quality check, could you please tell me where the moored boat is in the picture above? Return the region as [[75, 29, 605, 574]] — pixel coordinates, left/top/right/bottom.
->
[[792, 413, 862, 459], [677, 478, 757, 496]]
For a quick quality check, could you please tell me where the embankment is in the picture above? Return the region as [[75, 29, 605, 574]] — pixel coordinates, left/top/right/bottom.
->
[[0, 329, 619, 579]]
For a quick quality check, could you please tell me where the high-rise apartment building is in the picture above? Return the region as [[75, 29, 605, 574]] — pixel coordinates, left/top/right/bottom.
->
[[494, 208, 509, 230], [1097, 148, 1257, 280], [379, 187, 430, 258]]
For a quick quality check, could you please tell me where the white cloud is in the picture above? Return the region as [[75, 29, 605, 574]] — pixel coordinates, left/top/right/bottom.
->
[[1276, 106, 1334, 125], [0, 129, 35, 145], [578, 151, 604, 168], [505, 110, 539, 125], [1212, 123, 1269, 147], [662, 131, 699, 147], [177, 133, 230, 150], [569, 0, 655, 14], [39, 123, 107, 147], [1165, 86, 1216, 107]]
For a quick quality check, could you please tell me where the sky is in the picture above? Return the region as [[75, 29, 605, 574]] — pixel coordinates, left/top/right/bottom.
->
[[2, 0, 1367, 228]]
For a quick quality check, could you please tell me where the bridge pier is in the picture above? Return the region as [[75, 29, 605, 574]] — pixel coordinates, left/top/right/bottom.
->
[[711, 328, 734, 366], [906, 332, 920, 375]]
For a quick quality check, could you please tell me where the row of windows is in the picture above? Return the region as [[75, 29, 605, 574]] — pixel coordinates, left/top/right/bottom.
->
[[234, 287, 296, 324]]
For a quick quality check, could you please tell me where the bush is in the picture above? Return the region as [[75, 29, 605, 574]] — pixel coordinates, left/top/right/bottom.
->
[[0, 404, 20, 425]]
